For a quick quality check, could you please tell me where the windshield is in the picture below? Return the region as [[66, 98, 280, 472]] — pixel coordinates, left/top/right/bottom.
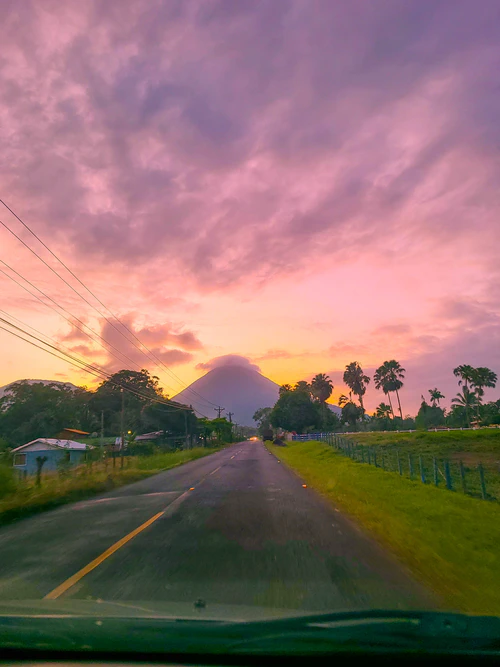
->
[[0, 0, 499, 657]]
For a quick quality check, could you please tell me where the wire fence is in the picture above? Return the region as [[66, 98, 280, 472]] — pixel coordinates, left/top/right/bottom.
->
[[305, 433, 499, 503]]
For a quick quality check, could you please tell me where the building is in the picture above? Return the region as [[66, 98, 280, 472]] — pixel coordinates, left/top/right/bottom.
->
[[56, 428, 90, 439], [11, 438, 91, 475]]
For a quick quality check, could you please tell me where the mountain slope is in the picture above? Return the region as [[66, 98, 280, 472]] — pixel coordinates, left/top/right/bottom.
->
[[173, 365, 280, 426]]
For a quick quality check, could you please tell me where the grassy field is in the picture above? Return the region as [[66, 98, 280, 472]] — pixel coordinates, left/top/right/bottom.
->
[[342, 429, 500, 501], [267, 439, 500, 615], [0, 447, 219, 527]]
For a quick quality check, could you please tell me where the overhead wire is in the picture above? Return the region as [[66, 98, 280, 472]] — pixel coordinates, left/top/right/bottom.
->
[[0, 199, 221, 409], [0, 314, 210, 417]]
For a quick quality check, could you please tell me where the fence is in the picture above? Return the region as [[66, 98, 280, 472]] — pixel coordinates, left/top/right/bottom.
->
[[298, 433, 497, 503]]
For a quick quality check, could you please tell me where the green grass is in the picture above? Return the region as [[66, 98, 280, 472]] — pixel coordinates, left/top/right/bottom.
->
[[268, 439, 500, 615], [342, 429, 500, 501], [0, 447, 220, 527]]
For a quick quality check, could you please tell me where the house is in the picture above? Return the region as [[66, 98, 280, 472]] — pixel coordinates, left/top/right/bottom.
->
[[11, 439, 91, 476], [56, 428, 90, 439]]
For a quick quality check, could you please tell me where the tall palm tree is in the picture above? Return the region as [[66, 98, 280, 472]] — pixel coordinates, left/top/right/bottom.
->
[[311, 373, 333, 403], [294, 380, 311, 394], [343, 362, 370, 418], [453, 365, 476, 426], [428, 388, 445, 407], [374, 365, 395, 419], [470, 367, 497, 422], [384, 360, 405, 419]]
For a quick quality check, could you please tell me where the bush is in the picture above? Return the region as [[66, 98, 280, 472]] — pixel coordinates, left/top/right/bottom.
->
[[0, 465, 17, 498]]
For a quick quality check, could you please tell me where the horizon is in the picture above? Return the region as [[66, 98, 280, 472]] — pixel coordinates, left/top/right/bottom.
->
[[1, 1, 499, 415]]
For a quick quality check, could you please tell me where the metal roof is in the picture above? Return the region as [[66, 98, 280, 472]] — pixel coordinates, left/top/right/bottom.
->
[[11, 438, 91, 453]]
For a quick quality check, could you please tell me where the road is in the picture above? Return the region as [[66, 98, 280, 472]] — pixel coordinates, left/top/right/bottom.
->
[[0, 441, 435, 611]]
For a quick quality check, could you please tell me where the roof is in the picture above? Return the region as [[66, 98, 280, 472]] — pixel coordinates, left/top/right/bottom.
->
[[11, 438, 91, 453], [59, 428, 90, 435]]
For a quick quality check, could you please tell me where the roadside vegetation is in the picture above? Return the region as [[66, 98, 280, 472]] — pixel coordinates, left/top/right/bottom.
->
[[0, 447, 219, 527], [267, 439, 500, 615]]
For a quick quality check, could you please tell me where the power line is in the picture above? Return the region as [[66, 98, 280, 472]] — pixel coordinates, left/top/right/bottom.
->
[[0, 313, 210, 417], [0, 199, 220, 408], [0, 260, 179, 394]]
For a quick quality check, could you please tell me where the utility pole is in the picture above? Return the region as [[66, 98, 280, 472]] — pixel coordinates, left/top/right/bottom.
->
[[184, 410, 189, 450], [100, 410, 104, 467], [227, 411, 234, 423], [214, 406, 225, 419], [120, 388, 125, 469]]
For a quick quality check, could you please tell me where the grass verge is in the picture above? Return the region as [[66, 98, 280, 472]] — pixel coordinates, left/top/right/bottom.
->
[[0, 447, 220, 527], [268, 439, 500, 615]]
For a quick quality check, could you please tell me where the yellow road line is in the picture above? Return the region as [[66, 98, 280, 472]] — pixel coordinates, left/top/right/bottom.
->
[[43, 511, 165, 600], [209, 465, 221, 476]]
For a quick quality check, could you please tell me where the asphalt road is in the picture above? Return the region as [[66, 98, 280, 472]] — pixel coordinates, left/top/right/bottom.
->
[[0, 441, 435, 612]]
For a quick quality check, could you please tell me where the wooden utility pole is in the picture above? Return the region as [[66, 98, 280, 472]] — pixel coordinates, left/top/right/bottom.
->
[[120, 388, 125, 468], [227, 411, 234, 423], [214, 406, 225, 419]]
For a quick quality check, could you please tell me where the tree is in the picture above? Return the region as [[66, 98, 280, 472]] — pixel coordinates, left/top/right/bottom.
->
[[341, 401, 363, 428], [374, 360, 405, 419], [428, 388, 445, 407], [338, 394, 351, 408], [343, 362, 370, 417], [451, 387, 478, 420], [279, 384, 293, 396], [294, 380, 311, 395], [270, 390, 320, 433], [470, 367, 497, 422], [453, 365, 476, 427], [375, 403, 392, 419], [415, 397, 445, 430], [310, 374, 333, 403], [253, 407, 273, 437]]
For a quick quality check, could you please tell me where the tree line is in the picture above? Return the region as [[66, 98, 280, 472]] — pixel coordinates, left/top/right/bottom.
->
[[0, 369, 239, 451], [254, 361, 499, 435]]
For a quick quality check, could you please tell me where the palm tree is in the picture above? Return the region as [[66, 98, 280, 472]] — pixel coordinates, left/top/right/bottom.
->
[[374, 360, 405, 419], [343, 362, 370, 418], [374, 365, 395, 419], [470, 367, 497, 422], [294, 380, 311, 394], [375, 403, 392, 419], [338, 394, 351, 408], [384, 360, 405, 419], [310, 373, 333, 403], [453, 365, 476, 426], [428, 388, 445, 407], [451, 388, 478, 421]]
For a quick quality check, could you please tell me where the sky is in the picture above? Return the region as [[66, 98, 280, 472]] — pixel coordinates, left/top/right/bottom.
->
[[1, 0, 499, 415]]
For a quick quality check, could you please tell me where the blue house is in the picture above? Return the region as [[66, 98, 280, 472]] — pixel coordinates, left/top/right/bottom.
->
[[11, 438, 91, 476]]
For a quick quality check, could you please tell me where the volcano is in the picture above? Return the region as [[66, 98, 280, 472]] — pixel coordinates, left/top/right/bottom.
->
[[172, 365, 280, 426]]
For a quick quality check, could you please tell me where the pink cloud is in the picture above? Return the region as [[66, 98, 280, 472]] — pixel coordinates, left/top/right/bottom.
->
[[196, 354, 261, 373]]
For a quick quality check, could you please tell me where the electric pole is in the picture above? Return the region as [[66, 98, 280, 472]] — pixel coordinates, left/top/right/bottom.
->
[[120, 388, 125, 469], [227, 411, 234, 423], [100, 410, 104, 466], [214, 406, 225, 419]]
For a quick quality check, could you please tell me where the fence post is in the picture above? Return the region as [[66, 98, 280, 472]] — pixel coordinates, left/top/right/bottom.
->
[[397, 450, 402, 475], [433, 458, 438, 487], [444, 460, 452, 490], [419, 456, 425, 484], [373, 449, 378, 468], [459, 461, 467, 494], [367, 449, 371, 465], [479, 464, 487, 500], [408, 453, 413, 480], [381, 452, 385, 470], [361, 448, 365, 463]]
